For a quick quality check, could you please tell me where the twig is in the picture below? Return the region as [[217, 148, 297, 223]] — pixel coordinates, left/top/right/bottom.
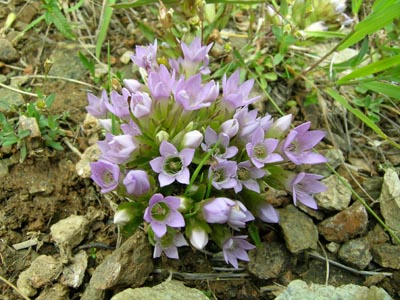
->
[[0, 82, 37, 97], [152, 269, 250, 281], [0, 275, 32, 300], [11, 75, 100, 90], [308, 251, 393, 277], [318, 241, 330, 285]]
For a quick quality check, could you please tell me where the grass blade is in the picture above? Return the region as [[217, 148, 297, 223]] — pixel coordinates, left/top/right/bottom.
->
[[96, 0, 116, 59], [360, 81, 400, 100]]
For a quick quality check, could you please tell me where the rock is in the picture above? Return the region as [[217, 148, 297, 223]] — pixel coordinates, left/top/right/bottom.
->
[[36, 283, 70, 300], [90, 230, 153, 290], [338, 238, 372, 269], [379, 168, 400, 244], [0, 38, 19, 63], [318, 202, 368, 243], [19, 115, 41, 138], [0, 89, 25, 114], [17, 255, 62, 297], [111, 280, 209, 300], [326, 242, 340, 253], [248, 242, 295, 280], [309, 148, 344, 177], [274, 279, 393, 300], [366, 224, 389, 246], [371, 244, 400, 269], [80, 284, 105, 300], [60, 250, 88, 288], [76, 143, 101, 178], [278, 205, 319, 253], [120, 50, 135, 64], [315, 175, 352, 210]]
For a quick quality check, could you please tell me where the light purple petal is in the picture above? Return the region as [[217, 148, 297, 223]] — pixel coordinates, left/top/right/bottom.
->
[[152, 221, 167, 237], [160, 140, 178, 157], [180, 148, 195, 166], [159, 172, 176, 187], [176, 167, 190, 184], [150, 157, 165, 173]]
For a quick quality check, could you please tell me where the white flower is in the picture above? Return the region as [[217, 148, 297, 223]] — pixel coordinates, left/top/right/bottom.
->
[[190, 228, 209, 250], [182, 130, 203, 148]]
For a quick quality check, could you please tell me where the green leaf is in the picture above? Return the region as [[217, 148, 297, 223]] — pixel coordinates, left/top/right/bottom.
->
[[337, 54, 400, 84], [45, 93, 56, 108], [338, 1, 400, 51], [96, 0, 116, 59], [137, 21, 156, 43], [45, 2, 76, 40], [45, 138, 64, 150], [352, 0, 363, 14], [361, 81, 400, 100]]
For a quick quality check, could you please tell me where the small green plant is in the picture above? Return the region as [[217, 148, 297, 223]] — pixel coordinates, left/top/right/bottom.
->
[[353, 95, 383, 123], [0, 113, 30, 161]]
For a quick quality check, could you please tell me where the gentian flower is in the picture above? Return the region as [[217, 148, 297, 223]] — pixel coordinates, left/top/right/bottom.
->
[[209, 160, 238, 190], [98, 133, 137, 164], [153, 231, 188, 259], [201, 127, 238, 160], [144, 193, 185, 237], [222, 70, 260, 109], [202, 197, 235, 224], [227, 201, 255, 230], [181, 130, 203, 148], [86, 90, 108, 118], [90, 160, 120, 193], [246, 128, 283, 168], [256, 202, 279, 223], [123, 170, 150, 195], [98, 119, 112, 132], [281, 121, 327, 165], [222, 235, 255, 269], [120, 120, 142, 136], [123, 79, 142, 93], [189, 227, 209, 250], [174, 74, 219, 111], [131, 40, 158, 72], [286, 172, 327, 209], [221, 119, 239, 138], [235, 161, 265, 193], [104, 88, 131, 120], [148, 64, 176, 101], [150, 140, 195, 187], [129, 91, 152, 118], [234, 107, 273, 142], [265, 114, 292, 138]]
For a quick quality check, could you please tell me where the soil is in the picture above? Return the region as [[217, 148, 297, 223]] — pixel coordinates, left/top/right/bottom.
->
[[0, 1, 399, 300]]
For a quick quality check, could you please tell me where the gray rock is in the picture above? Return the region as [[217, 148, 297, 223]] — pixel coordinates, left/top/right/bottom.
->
[[0, 88, 25, 113], [36, 283, 70, 300], [80, 284, 105, 300], [315, 175, 352, 210], [366, 224, 389, 246], [371, 243, 400, 269], [338, 238, 372, 269], [274, 279, 393, 300], [248, 242, 295, 280], [111, 280, 209, 300], [48, 43, 87, 80], [51, 215, 89, 247], [279, 205, 319, 253], [61, 250, 88, 288], [379, 168, 400, 244], [17, 255, 62, 297], [318, 202, 368, 243], [90, 230, 153, 290], [76, 143, 101, 178], [0, 38, 19, 63]]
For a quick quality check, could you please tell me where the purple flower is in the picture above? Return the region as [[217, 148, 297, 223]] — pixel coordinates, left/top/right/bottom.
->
[[130, 91, 152, 118], [90, 160, 120, 193], [209, 160, 238, 190], [287, 172, 327, 209], [86, 90, 108, 118], [222, 70, 260, 109], [153, 231, 188, 259], [257, 202, 279, 223], [123, 170, 150, 195], [222, 235, 255, 269], [281, 122, 327, 165], [221, 119, 239, 138], [202, 197, 235, 223], [246, 128, 283, 168], [174, 74, 219, 111], [123, 79, 142, 93], [234, 107, 273, 142], [120, 120, 142, 136], [201, 127, 238, 160], [104, 88, 131, 120], [235, 161, 265, 193], [265, 114, 292, 138], [98, 119, 112, 132], [148, 64, 176, 101], [227, 201, 255, 230], [150, 141, 195, 187], [131, 40, 158, 72], [144, 193, 185, 237], [98, 133, 137, 164]]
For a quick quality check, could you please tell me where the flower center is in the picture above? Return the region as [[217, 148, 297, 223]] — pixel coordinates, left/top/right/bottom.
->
[[164, 156, 183, 175], [254, 144, 267, 159], [237, 167, 250, 181], [102, 171, 115, 185], [213, 169, 225, 182], [151, 202, 170, 221]]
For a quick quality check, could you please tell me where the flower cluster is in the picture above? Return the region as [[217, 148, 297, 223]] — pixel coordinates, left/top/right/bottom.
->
[[87, 38, 327, 268]]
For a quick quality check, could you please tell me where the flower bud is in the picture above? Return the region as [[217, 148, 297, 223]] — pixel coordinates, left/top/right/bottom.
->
[[114, 209, 132, 225], [123, 170, 150, 195], [189, 227, 209, 250], [156, 130, 169, 143], [221, 119, 239, 138], [266, 114, 292, 138], [182, 130, 203, 148], [98, 119, 112, 132]]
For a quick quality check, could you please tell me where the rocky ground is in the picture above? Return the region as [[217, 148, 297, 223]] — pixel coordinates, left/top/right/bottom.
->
[[0, 1, 400, 300]]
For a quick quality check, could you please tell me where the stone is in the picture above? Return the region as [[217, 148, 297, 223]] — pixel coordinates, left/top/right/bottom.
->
[[371, 244, 400, 269], [90, 230, 153, 290], [60, 250, 88, 288], [0, 88, 25, 113], [318, 202, 368, 243], [278, 205, 319, 253], [36, 283, 69, 300], [76, 143, 101, 178], [274, 279, 393, 300], [326, 242, 340, 253], [51, 215, 89, 248], [111, 280, 209, 300], [366, 224, 389, 246], [0, 38, 19, 63], [315, 175, 352, 210], [19, 115, 41, 138], [248, 242, 295, 280], [17, 255, 62, 297], [338, 238, 372, 269], [379, 168, 400, 244]]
